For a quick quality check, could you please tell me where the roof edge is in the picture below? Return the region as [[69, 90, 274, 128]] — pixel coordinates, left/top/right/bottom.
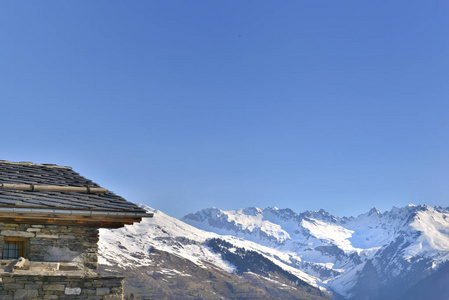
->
[[0, 161, 72, 169], [0, 207, 153, 218]]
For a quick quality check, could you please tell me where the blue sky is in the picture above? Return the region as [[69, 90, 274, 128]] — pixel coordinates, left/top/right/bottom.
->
[[1, 1, 448, 218]]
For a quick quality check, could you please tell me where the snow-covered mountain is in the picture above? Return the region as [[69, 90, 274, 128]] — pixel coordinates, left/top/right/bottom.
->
[[98, 205, 328, 299], [99, 204, 449, 299], [181, 204, 449, 299]]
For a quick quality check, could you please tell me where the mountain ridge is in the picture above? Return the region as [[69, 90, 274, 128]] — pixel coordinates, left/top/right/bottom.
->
[[181, 204, 449, 299]]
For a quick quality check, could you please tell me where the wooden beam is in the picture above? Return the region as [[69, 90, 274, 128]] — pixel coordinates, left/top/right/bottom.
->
[[0, 213, 142, 228], [0, 183, 107, 194], [0, 217, 128, 228]]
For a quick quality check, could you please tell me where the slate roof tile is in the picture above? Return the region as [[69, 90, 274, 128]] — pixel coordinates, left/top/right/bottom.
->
[[0, 161, 146, 213]]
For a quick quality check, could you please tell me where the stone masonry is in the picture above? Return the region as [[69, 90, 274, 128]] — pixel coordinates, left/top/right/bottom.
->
[[0, 274, 123, 300], [0, 223, 98, 270], [0, 223, 124, 299]]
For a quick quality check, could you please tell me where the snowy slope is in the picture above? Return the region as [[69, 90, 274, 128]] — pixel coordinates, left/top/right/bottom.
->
[[99, 205, 321, 289], [99, 206, 232, 271]]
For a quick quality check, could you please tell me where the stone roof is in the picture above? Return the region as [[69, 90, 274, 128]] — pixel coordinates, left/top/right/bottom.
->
[[0, 161, 147, 213]]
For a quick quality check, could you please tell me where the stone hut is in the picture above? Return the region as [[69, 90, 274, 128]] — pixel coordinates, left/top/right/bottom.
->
[[0, 161, 151, 299]]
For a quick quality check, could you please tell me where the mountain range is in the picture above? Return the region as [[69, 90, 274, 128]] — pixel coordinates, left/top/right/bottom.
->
[[98, 204, 449, 299]]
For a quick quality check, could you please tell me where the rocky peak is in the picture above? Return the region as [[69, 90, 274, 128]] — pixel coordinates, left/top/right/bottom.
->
[[368, 207, 381, 216]]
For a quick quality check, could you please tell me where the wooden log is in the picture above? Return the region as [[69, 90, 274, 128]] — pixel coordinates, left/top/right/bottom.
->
[[0, 212, 143, 228], [0, 183, 107, 194]]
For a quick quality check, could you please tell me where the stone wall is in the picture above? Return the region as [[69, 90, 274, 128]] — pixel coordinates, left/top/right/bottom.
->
[[0, 223, 99, 270], [0, 274, 123, 300]]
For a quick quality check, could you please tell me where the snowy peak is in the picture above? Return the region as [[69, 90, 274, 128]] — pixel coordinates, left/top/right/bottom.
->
[[263, 206, 296, 219], [240, 206, 263, 216], [182, 206, 345, 247], [299, 208, 339, 223], [182, 206, 223, 222], [406, 206, 449, 257], [182, 206, 292, 245], [368, 207, 380, 216]]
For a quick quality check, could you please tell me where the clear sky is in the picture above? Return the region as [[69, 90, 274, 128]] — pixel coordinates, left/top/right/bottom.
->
[[1, 1, 448, 218]]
